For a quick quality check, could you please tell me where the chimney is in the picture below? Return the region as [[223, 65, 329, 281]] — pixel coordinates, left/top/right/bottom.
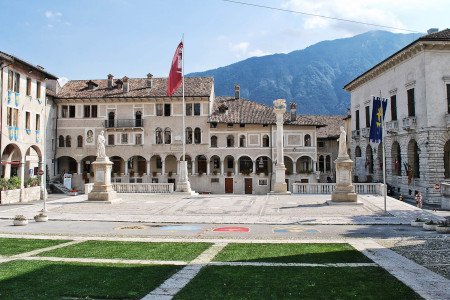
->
[[147, 73, 153, 88], [234, 84, 240, 99], [427, 28, 439, 34], [107, 74, 114, 89], [122, 76, 129, 93], [290, 102, 297, 121]]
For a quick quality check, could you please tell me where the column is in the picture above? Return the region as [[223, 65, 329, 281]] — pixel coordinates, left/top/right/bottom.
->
[[77, 161, 82, 174], [220, 159, 224, 175], [19, 158, 25, 201], [146, 160, 151, 176], [253, 160, 257, 174], [176, 160, 180, 175], [234, 159, 239, 176], [313, 160, 316, 172], [273, 99, 288, 193], [191, 160, 196, 175], [124, 161, 129, 175], [161, 160, 165, 175], [206, 160, 210, 175]]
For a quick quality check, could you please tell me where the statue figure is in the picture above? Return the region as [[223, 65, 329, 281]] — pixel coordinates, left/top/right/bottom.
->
[[97, 130, 106, 158], [337, 126, 348, 157], [273, 99, 286, 110]]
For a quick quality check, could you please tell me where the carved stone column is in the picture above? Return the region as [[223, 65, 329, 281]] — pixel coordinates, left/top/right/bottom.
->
[[271, 99, 289, 194]]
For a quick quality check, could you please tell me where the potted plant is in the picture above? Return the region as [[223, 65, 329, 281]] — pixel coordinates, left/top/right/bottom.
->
[[436, 219, 450, 234], [212, 170, 218, 176], [34, 212, 48, 222], [68, 189, 78, 196], [13, 215, 28, 226], [411, 217, 426, 227], [423, 220, 437, 231]]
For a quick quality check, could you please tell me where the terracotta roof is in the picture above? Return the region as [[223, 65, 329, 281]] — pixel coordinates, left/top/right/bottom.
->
[[56, 77, 213, 99], [46, 89, 56, 97], [209, 96, 325, 127], [0, 50, 58, 80], [419, 28, 450, 41], [309, 115, 346, 138]]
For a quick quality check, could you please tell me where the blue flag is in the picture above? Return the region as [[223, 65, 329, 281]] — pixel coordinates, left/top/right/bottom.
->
[[369, 96, 387, 143]]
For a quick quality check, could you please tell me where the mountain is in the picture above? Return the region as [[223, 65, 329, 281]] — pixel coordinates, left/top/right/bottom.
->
[[188, 31, 419, 115]]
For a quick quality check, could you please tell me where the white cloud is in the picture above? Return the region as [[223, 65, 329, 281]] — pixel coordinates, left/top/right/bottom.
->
[[230, 42, 250, 55], [229, 42, 270, 58], [45, 10, 62, 19], [248, 49, 270, 57]]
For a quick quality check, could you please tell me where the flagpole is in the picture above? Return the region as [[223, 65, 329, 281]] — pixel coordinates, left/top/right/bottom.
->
[[182, 34, 185, 163], [380, 91, 387, 212]]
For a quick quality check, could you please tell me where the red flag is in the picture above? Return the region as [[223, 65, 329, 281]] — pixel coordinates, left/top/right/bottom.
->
[[167, 41, 183, 96]]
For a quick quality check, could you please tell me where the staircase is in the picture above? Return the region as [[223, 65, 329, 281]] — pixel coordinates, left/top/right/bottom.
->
[[52, 183, 71, 194]]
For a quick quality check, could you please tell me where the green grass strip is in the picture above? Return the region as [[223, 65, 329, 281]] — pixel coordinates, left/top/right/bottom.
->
[[175, 266, 421, 300], [0, 260, 180, 300], [213, 243, 372, 263], [0, 238, 70, 256], [37, 240, 212, 261]]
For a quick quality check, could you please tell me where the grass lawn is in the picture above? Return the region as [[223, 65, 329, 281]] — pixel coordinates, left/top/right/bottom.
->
[[175, 266, 421, 300], [0, 260, 180, 300], [37, 240, 212, 261], [0, 238, 70, 256], [213, 243, 372, 263]]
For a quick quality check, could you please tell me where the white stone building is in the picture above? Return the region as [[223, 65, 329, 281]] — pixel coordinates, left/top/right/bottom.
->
[[344, 28, 450, 204]]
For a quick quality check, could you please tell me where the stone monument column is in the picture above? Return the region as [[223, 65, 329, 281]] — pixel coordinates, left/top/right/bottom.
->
[[272, 99, 289, 194], [331, 126, 357, 202], [176, 160, 192, 193], [88, 131, 118, 202]]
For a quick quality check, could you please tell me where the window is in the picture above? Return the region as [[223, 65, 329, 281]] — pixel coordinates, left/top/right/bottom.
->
[[186, 127, 193, 144], [155, 128, 163, 144], [239, 135, 246, 147], [319, 155, 324, 172], [194, 103, 201, 116], [407, 88, 415, 117], [14, 72, 20, 93], [355, 109, 360, 130], [156, 104, 163, 116], [227, 158, 234, 169], [194, 128, 201, 144], [59, 135, 64, 147], [262, 135, 270, 147], [7, 70, 13, 91], [390, 95, 397, 121], [84, 105, 98, 118], [62, 105, 75, 118], [326, 155, 331, 172], [36, 81, 41, 99], [227, 123, 233, 128], [240, 123, 245, 128], [135, 134, 142, 145], [258, 179, 268, 186], [35, 114, 40, 131], [135, 111, 142, 126], [69, 106, 75, 118], [164, 103, 171, 116], [164, 128, 171, 144], [365, 106, 370, 127], [25, 112, 31, 130], [447, 84, 450, 114], [65, 135, 71, 147], [108, 134, 115, 145], [186, 103, 192, 116], [211, 178, 220, 183], [77, 135, 83, 147], [318, 141, 324, 148], [26, 78, 31, 96], [210, 122, 217, 128], [304, 134, 311, 147], [121, 133, 128, 144], [227, 135, 234, 147], [211, 136, 218, 147]]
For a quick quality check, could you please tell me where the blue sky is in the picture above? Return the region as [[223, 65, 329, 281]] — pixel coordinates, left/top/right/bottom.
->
[[1, 0, 448, 83]]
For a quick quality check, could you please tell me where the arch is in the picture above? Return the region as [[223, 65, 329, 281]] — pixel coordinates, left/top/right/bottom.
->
[[164, 127, 171, 144], [355, 146, 362, 157], [445, 140, 450, 179], [194, 127, 201, 144], [239, 135, 246, 147], [408, 139, 420, 178], [24, 145, 42, 181], [1, 143, 22, 179], [155, 127, 163, 144], [182, 155, 193, 174], [210, 155, 221, 174], [224, 155, 235, 175], [165, 155, 177, 175], [56, 156, 77, 175], [256, 156, 271, 174], [77, 135, 83, 148], [391, 141, 401, 176], [227, 135, 235, 147], [127, 155, 146, 176], [262, 134, 270, 147], [65, 135, 71, 148], [304, 134, 311, 147], [59, 135, 65, 147], [185, 127, 193, 144], [318, 155, 324, 172], [150, 155, 162, 174], [210, 135, 218, 148], [366, 145, 373, 174], [196, 155, 207, 174], [238, 156, 253, 174], [81, 155, 96, 175], [283, 156, 294, 175], [325, 155, 331, 172], [110, 156, 125, 175], [296, 156, 313, 173]]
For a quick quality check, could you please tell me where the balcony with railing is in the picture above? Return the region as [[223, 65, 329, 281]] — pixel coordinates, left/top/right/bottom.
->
[[351, 130, 360, 139], [385, 120, 398, 134], [104, 119, 144, 128], [402, 116, 416, 131], [361, 127, 370, 138]]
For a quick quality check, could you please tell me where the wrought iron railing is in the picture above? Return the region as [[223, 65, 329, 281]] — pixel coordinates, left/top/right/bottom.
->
[[104, 119, 143, 128]]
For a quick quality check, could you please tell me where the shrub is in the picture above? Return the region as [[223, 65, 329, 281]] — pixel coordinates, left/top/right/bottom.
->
[[14, 215, 27, 220], [8, 176, 21, 189], [438, 220, 449, 227], [425, 220, 436, 225]]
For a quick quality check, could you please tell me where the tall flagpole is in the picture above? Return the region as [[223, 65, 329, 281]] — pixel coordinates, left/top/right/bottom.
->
[[182, 34, 185, 163], [380, 91, 387, 212]]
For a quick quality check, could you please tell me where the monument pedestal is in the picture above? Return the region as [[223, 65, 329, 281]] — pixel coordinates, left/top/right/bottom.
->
[[331, 156, 357, 202], [175, 160, 197, 195], [87, 157, 118, 203], [270, 164, 291, 195]]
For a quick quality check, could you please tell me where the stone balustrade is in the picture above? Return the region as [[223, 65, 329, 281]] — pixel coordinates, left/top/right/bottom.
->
[[292, 183, 384, 195], [84, 183, 174, 194]]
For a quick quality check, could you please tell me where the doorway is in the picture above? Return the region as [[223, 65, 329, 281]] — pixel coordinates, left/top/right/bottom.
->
[[245, 178, 252, 194], [225, 178, 233, 194]]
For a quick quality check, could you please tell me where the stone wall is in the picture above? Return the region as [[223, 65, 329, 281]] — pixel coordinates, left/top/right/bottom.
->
[[0, 186, 41, 204]]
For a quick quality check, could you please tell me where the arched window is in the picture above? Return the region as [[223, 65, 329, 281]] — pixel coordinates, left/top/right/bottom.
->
[[77, 135, 83, 148], [108, 111, 115, 127], [239, 135, 246, 147], [326, 155, 331, 172], [227, 135, 234, 147], [366, 145, 373, 174], [65, 135, 71, 147], [194, 128, 201, 144], [211, 136, 218, 148], [164, 128, 171, 144], [155, 128, 163, 144], [59, 135, 64, 147], [262, 135, 270, 147], [355, 146, 362, 157], [185, 127, 192, 144], [319, 155, 324, 172], [304, 134, 311, 147], [135, 111, 142, 127]]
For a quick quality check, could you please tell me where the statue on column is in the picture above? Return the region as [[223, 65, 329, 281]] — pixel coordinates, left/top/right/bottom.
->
[[337, 126, 348, 158], [97, 131, 106, 158]]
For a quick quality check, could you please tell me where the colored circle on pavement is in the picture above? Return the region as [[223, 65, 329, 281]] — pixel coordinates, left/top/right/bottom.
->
[[273, 226, 320, 234], [160, 225, 201, 231], [213, 226, 250, 232]]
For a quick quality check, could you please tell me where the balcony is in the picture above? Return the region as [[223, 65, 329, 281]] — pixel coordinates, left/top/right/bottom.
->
[[361, 127, 370, 138], [385, 120, 399, 134], [104, 119, 144, 128], [402, 116, 416, 131], [351, 130, 360, 140]]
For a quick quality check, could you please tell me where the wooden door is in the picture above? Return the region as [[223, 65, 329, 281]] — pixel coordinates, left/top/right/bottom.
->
[[245, 178, 252, 194], [225, 178, 233, 193]]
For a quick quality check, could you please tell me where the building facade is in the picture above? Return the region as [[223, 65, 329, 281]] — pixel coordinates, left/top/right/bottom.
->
[[345, 29, 450, 204]]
